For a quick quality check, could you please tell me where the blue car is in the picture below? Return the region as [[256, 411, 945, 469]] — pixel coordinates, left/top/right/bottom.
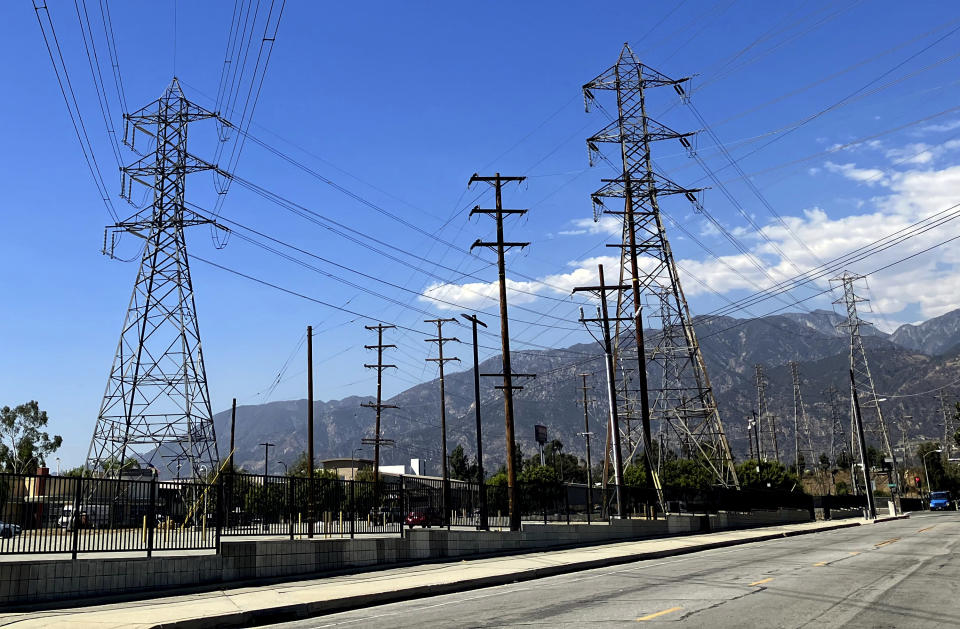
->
[[929, 491, 952, 511]]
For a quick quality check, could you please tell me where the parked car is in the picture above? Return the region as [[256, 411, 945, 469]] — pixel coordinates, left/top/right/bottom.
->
[[929, 491, 953, 511], [404, 508, 444, 528], [0, 522, 17, 539]]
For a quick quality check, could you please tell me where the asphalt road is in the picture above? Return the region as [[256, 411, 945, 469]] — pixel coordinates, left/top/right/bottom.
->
[[263, 512, 960, 628]]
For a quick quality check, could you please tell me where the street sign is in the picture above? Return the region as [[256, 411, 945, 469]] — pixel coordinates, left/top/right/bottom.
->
[[534, 424, 547, 445]]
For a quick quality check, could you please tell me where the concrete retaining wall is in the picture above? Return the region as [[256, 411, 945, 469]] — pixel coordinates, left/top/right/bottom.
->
[[0, 509, 810, 607]]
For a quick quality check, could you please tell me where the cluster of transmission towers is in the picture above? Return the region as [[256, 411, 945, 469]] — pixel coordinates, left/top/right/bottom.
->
[[80, 44, 912, 529]]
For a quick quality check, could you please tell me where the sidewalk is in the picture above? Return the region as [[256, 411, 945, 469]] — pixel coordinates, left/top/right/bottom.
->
[[0, 518, 887, 629]]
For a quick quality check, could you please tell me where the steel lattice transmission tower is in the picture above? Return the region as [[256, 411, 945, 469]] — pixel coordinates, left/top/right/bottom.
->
[[582, 44, 738, 487], [825, 386, 847, 467], [832, 272, 900, 495], [789, 361, 815, 473], [86, 79, 224, 478], [754, 364, 779, 463]]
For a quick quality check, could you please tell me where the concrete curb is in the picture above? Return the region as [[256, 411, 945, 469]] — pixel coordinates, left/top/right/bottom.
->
[[157, 521, 865, 629], [872, 514, 911, 523]]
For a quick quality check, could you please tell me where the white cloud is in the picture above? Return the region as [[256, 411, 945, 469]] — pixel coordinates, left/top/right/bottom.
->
[[420, 278, 543, 311], [558, 216, 620, 237], [920, 119, 960, 134], [422, 152, 960, 327], [824, 161, 887, 186]]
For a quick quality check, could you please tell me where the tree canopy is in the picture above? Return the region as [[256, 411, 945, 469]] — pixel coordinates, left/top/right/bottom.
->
[[0, 401, 62, 474]]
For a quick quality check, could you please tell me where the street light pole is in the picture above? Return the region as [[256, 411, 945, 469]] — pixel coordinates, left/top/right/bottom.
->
[[922, 448, 943, 504]]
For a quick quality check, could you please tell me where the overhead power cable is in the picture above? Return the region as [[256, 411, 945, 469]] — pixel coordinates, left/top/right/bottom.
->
[[33, 0, 118, 222]]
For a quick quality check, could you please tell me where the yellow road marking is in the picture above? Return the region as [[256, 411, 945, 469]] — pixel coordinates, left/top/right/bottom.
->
[[848, 552, 860, 556], [749, 577, 774, 586], [813, 561, 828, 566], [637, 607, 683, 621], [874, 537, 900, 548], [917, 526, 935, 533]]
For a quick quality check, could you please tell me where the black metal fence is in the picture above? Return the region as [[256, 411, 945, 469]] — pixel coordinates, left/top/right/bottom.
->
[[0, 471, 864, 556], [0, 473, 217, 558]]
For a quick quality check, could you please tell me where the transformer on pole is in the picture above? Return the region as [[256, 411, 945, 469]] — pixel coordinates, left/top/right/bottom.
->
[[582, 44, 738, 488], [86, 78, 224, 478]]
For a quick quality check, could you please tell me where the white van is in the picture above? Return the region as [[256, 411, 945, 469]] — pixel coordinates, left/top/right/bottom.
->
[[58, 504, 110, 529]]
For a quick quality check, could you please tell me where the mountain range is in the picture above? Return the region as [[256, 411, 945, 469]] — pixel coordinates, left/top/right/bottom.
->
[[215, 308, 960, 476]]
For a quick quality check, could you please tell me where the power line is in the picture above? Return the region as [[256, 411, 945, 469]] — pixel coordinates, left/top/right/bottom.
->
[[32, 0, 119, 221]]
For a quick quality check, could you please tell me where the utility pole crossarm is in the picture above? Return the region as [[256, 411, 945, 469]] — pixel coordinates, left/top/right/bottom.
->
[[467, 172, 528, 531], [425, 317, 461, 528], [361, 323, 398, 484]]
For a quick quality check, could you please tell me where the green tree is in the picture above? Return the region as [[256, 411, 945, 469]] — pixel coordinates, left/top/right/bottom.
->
[[795, 452, 806, 476], [487, 470, 508, 486], [449, 444, 470, 481], [818, 453, 830, 470], [0, 401, 62, 474], [660, 458, 714, 492], [735, 459, 801, 492], [865, 446, 885, 470], [917, 441, 948, 491], [287, 451, 338, 478], [519, 464, 558, 484], [623, 463, 646, 487], [835, 450, 851, 469], [953, 402, 960, 448]]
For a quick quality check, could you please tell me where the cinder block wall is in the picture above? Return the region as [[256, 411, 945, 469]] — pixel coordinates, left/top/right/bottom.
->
[[0, 509, 811, 607]]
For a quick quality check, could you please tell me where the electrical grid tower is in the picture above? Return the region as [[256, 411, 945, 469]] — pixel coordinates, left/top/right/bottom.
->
[[754, 364, 779, 463], [582, 44, 738, 488], [790, 361, 815, 474], [86, 79, 224, 478], [937, 390, 957, 459], [826, 387, 848, 467], [832, 271, 900, 498]]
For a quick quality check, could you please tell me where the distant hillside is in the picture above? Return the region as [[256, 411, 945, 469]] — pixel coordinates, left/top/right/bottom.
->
[[890, 309, 960, 355], [213, 308, 960, 476]]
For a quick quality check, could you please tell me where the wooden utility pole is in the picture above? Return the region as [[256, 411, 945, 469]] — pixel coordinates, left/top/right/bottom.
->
[[361, 324, 398, 485], [574, 264, 630, 517], [425, 317, 460, 527], [260, 442, 274, 478], [577, 373, 594, 522], [469, 172, 528, 532], [462, 313, 489, 530], [307, 325, 315, 538]]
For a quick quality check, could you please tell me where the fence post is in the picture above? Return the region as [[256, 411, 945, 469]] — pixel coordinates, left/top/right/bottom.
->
[[289, 478, 295, 541], [147, 476, 157, 557], [70, 476, 83, 561], [214, 474, 222, 552], [398, 475, 405, 539], [565, 484, 570, 525], [543, 485, 548, 525], [350, 479, 355, 539]]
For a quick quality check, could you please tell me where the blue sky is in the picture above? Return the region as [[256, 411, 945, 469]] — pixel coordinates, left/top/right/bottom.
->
[[3, 1, 960, 468]]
